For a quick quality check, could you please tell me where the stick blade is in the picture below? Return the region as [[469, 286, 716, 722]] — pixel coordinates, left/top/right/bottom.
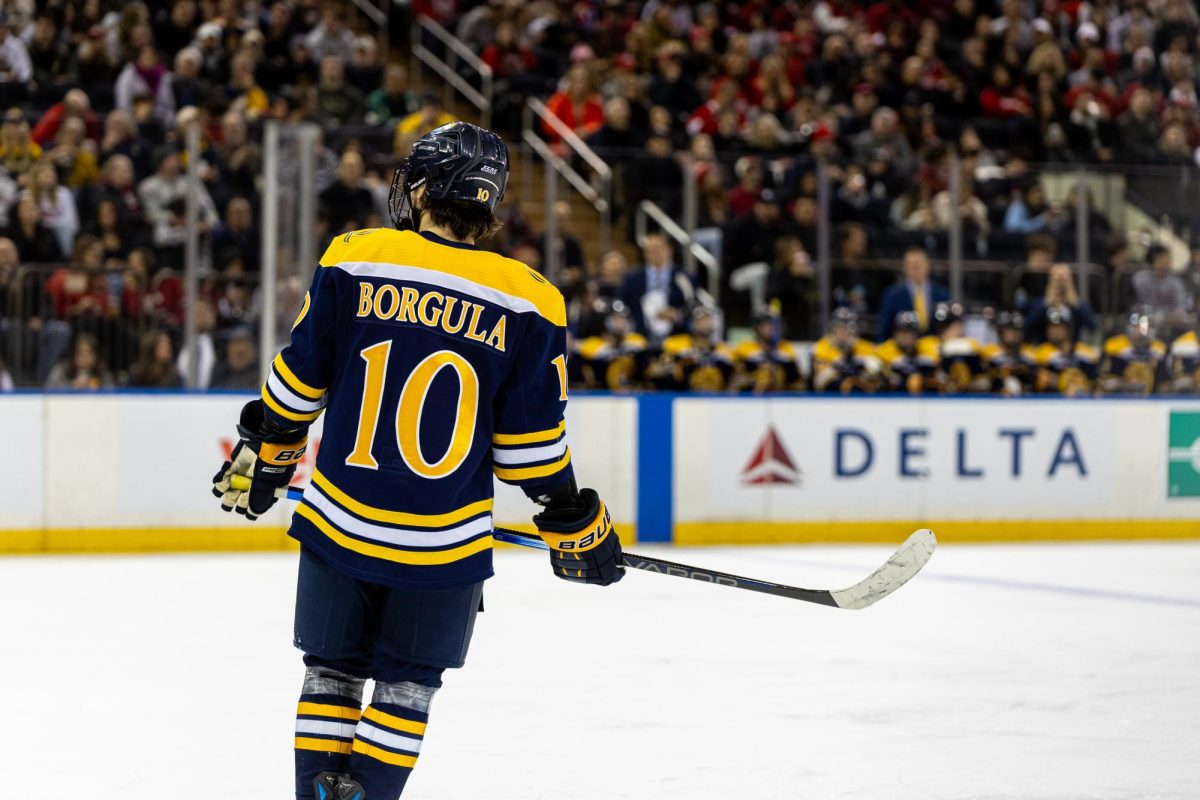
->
[[830, 529, 937, 610]]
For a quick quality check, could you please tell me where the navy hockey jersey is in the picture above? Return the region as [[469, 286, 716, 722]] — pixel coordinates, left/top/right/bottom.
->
[[262, 229, 574, 589]]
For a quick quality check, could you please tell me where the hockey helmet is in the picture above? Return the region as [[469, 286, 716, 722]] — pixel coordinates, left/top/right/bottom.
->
[[1127, 304, 1155, 345], [389, 122, 510, 230], [893, 310, 920, 334], [689, 304, 720, 340], [996, 310, 1025, 331], [933, 301, 964, 332], [597, 297, 631, 336], [1044, 304, 1073, 328]]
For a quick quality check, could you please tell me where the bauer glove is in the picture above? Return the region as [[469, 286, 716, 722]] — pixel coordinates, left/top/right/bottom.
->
[[212, 400, 307, 521], [533, 488, 625, 586]]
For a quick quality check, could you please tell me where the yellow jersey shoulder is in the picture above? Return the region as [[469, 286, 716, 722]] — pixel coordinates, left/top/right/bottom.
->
[[662, 334, 692, 355], [320, 229, 566, 326], [1172, 330, 1200, 354]]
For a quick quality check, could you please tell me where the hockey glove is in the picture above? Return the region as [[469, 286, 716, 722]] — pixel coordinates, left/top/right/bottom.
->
[[533, 488, 625, 586], [212, 400, 307, 521]]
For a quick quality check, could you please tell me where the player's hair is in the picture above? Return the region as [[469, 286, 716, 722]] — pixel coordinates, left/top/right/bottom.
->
[[425, 199, 502, 242]]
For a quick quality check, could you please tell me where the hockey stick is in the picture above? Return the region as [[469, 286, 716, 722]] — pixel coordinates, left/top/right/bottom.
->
[[230, 477, 936, 610]]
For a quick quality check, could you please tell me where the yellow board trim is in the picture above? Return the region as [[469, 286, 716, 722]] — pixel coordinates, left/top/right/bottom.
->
[[296, 503, 493, 565], [492, 421, 566, 446], [262, 386, 324, 422], [363, 706, 428, 736], [273, 354, 325, 399], [312, 469, 492, 527], [352, 739, 418, 768], [295, 737, 352, 755], [674, 519, 1200, 545], [297, 702, 361, 721], [0, 527, 297, 554], [493, 450, 572, 481]]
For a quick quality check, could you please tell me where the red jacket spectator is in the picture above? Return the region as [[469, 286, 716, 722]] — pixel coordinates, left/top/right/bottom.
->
[[543, 66, 605, 144], [32, 91, 101, 147]]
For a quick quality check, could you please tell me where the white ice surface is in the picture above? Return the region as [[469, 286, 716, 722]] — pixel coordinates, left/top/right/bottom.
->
[[2, 542, 1198, 799]]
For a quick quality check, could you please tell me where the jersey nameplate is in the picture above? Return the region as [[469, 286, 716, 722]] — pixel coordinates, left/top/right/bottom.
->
[[356, 280, 508, 353]]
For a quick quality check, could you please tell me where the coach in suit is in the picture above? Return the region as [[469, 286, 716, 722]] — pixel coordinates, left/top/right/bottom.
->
[[618, 231, 697, 342], [877, 245, 949, 342]]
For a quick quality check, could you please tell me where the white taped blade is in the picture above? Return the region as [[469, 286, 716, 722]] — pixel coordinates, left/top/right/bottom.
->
[[830, 529, 937, 610]]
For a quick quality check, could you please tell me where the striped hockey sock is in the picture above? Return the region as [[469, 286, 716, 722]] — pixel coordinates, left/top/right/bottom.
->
[[348, 682, 436, 799], [294, 666, 366, 800]]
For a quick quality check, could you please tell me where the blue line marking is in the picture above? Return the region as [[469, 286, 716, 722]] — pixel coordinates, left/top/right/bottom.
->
[[637, 394, 674, 543]]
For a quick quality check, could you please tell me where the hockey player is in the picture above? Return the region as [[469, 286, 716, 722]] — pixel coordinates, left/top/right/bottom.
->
[[211, 123, 624, 800], [928, 302, 989, 394], [572, 297, 649, 389], [1033, 306, 1099, 396], [645, 305, 735, 391], [983, 311, 1037, 395], [732, 306, 805, 392], [1099, 306, 1169, 396], [1167, 318, 1200, 393], [811, 307, 882, 393], [875, 310, 937, 395]]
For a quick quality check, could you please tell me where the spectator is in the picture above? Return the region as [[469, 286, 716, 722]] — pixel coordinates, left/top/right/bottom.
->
[[115, 45, 175, 128], [543, 65, 605, 144], [210, 326, 260, 389], [45, 332, 113, 390], [877, 246, 950, 341], [45, 118, 100, 190], [315, 55, 364, 126], [2, 195, 63, 264], [170, 47, 209, 112], [0, 10, 32, 103], [319, 150, 378, 234], [154, 1, 201, 57], [852, 107, 916, 181], [1132, 245, 1190, 328], [647, 49, 703, 122], [226, 49, 269, 119], [89, 154, 146, 230], [25, 161, 80, 256], [366, 64, 416, 127], [126, 329, 184, 388], [768, 236, 816, 339], [305, 6, 355, 62], [31, 89, 100, 147], [347, 36, 383, 96], [28, 13, 77, 98], [137, 147, 217, 255], [1026, 263, 1098, 343], [98, 111, 151, 178], [211, 197, 260, 274], [394, 94, 456, 152], [1118, 88, 1160, 163], [176, 298, 217, 388], [0, 109, 42, 177], [88, 199, 136, 262], [210, 111, 261, 204], [1003, 183, 1057, 234], [724, 189, 788, 324], [587, 97, 643, 163], [619, 232, 697, 342]]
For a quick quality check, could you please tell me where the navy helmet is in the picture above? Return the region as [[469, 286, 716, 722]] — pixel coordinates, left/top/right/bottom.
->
[[894, 310, 920, 334], [389, 122, 510, 230]]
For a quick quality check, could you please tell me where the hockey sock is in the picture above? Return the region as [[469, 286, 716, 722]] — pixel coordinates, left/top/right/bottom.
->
[[348, 681, 436, 800], [295, 665, 367, 800]]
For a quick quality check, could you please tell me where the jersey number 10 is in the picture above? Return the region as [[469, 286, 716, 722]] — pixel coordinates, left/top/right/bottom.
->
[[345, 341, 479, 479]]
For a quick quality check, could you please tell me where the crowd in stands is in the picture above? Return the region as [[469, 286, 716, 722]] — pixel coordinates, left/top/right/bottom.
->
[[1, 0, 1200, 395], [577, 234, 1200, 395]]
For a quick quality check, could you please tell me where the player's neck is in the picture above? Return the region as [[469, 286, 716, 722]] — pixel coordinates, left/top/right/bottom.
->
[[419, 220, 476, 246]]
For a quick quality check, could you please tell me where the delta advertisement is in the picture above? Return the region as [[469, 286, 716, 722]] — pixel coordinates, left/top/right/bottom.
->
[[672, 397, 1200, 543]]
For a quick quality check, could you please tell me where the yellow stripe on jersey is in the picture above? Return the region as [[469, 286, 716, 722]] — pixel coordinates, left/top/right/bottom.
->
[[493, 449, 572, 481], [274, 353, 324, 400], [297, 702, 362, 721], [296, 503, 494, 565], [363, 706, 428, 736], [492, 420, 566, 445], [295, 737, 353, 754], [311, 469, 492, 527], [262, 386, 324, 422], [319, 228, 566, 326], [351, 740, 418, 768]]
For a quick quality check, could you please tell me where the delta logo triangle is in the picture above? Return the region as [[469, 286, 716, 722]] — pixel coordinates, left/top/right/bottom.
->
[[741, 425, 802, 486]]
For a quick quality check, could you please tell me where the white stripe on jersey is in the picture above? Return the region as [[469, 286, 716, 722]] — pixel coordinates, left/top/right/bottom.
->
[[268, 370, 326, 412], [295, 719, 358, 739], [491, 438, 568, 466], [303, 484, 493, 548], [333, 261, 542, 318]]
